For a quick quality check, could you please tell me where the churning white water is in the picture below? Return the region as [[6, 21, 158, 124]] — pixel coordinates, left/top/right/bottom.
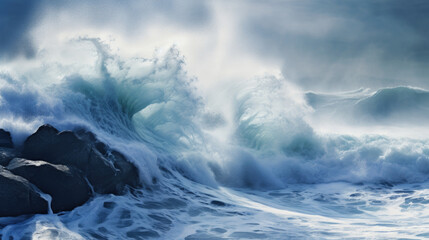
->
[[1, 39, 429, 239]]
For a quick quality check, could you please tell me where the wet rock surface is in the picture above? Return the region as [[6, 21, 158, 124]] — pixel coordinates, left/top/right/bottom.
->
[[23, 125, 140, 194], [0, 126, 141, 217], [0, 147, 16, 166], [0, 167, 48, 217], [7, 158, 92, 213], [0, 129, 13, 148]]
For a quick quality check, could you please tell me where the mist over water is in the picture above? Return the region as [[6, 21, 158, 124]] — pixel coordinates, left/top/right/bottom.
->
[[1, 1, 429, 239]]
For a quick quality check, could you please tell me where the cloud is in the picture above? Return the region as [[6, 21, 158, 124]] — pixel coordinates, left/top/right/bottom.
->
[[3, 0, 427, 92], [0, 0, 41, 59], [45, 0, 212, 33], [0, 0, 212, 60], [237, 0, 429, 90]]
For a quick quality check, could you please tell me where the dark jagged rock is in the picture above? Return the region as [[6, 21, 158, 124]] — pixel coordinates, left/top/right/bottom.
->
[[22, 125, 91, 169], [22, 125, 140, 195], [0, 129, 13, 148], [86, 149, 120, 194], [75, 129, 108, 154], [85, 149, 140, 194], [0, 125, 141, 217], [0, 147, 17, 166], [0, 167, 48, 217], [111, 151, 140, 190], [76, 130, 140, 194], [7, 158, 92, 213]]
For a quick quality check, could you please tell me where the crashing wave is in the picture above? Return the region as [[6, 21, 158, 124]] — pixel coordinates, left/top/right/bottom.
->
[[1, 40, 429, 191]]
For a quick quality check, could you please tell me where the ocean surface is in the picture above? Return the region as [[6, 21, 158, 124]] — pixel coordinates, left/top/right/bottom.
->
[[1, 40, 429, 239]]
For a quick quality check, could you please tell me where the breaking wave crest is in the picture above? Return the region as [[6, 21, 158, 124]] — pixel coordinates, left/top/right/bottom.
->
[[1, 39, 429, 190]]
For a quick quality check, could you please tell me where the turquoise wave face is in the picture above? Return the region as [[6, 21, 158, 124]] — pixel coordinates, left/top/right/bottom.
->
[[1, 39, 429, 190]]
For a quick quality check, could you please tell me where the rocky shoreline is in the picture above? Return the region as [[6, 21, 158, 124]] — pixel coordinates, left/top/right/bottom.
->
[[0, 125, 140, 217]]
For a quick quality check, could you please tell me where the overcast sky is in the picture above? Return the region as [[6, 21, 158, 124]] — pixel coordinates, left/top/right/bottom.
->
[[1, 0, 428, 92]]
